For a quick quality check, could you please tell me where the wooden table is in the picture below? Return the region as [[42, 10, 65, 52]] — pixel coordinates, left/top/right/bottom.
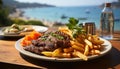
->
[[0, 33, 120, 69]]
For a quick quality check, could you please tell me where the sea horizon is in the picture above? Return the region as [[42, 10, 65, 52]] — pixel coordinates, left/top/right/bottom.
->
[[21, 6, 120, 31]]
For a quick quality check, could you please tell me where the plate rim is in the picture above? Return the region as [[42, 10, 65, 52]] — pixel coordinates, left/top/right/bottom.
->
[[15, 38, 112, 62]]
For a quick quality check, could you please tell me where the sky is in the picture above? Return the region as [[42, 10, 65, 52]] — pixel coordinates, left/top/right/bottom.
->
[[15, 0, 118, 6]]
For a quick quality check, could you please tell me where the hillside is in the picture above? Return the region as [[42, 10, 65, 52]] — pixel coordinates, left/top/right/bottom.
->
[[100, 1, 120, 8], [111, 1, 120, 8], [2, 0, 55, 8]]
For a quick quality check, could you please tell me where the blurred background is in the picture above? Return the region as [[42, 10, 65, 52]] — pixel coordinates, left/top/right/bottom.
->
[[0, 0, 120, 31]]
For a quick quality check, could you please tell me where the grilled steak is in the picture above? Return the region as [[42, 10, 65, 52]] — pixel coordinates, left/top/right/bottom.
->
[[24, 31, 71, 54]]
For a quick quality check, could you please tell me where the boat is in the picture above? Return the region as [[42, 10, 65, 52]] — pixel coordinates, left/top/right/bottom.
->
[[85, 9, 90, 14], [61, 15, 67, 19]]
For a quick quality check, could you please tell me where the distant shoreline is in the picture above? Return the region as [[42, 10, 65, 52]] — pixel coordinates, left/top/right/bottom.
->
[[3, 0, 55, 9], [100, 1, 120, 8], [8, 8, 65, 27]]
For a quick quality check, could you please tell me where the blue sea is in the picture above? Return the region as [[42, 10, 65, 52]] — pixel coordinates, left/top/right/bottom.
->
[[22, 6, 120, 31]]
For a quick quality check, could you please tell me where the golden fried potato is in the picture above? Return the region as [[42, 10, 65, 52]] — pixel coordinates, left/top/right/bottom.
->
[[70, 41, 84, 48], [76, 35, 86, 44], [58, 27, 72, 37], [73, 50, 88, 61], [90, 49, 100, 55], [72, 45, 84, 52], [93, 45, 101, 50], [61, 53, 71, 58], [84, 45, 89, 56], [84, 39, 93, 49], [91, 39, 104, 45], [90, 35, 104, 45], [41, 51, 53, 57], [63, 47, 74, 53], [52, 48, 62, 57]]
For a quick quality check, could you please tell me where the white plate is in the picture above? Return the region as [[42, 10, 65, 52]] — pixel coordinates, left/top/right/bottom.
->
[[0, 25, 48, 37], [32, 25, 48, 32], [15, 38, 112, 62]]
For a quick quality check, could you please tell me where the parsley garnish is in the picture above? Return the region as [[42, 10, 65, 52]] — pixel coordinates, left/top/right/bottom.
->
[[50, 32, 64, 40], [66, 17, 85, 38]]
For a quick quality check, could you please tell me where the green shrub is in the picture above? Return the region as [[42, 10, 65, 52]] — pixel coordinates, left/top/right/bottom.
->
[[11, 18, 27, 25], [11, 18, 45, 26], [27, 20, 45, 26]]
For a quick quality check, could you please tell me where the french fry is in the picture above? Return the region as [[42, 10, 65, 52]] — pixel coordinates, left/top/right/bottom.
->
[[63, 47, 73, 53], [72, 45, 84, 52], [52, 48, 62, 57], [73, 50, 88, 61], [91, 35, 104, 45], [92, 39, 104, 45], [62, 53, 71, 58], [75, 35, 86, 44], [90, 49, 100, 55], [84, 45, 89, 56], [84, 39, 93, 49], [91, 35, 99, 40], [93, 45, 101, 50], [72, 52, 78, 57], [70, 41, 84, 48], [94, 50, 100, 55], [88, 36, 92, 41], [58, 27, 72, 37], [41, 51, 53, 57]]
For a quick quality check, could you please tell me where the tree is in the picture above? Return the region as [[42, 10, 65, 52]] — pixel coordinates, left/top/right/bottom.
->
[[0, 0, 12, 26], [0, 0, 2, 8]]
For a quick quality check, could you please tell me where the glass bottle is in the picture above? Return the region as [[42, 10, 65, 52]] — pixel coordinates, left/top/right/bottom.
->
[[100, 3, 114, 40]]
